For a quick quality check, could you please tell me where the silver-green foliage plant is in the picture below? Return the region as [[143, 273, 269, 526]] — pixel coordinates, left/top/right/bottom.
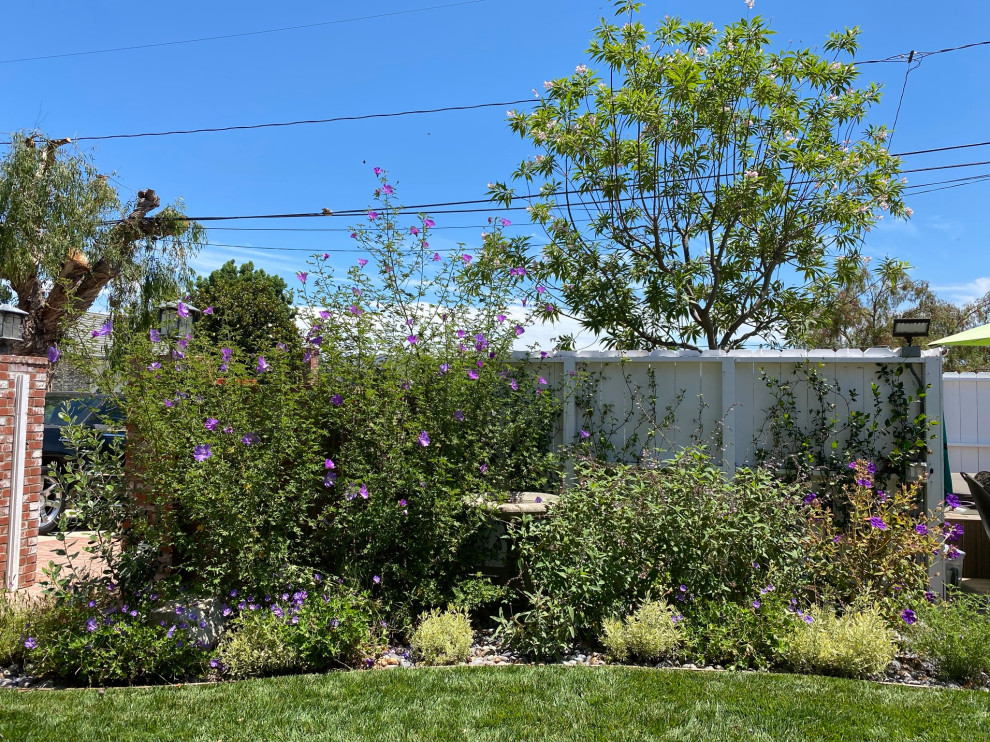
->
[[488, 4, 907, 350], [410, 608, 473, 666], [602, 600, 683, 662], [781, 605, 896, 678], [215, 611, 302, 680], [909, 590, 990, 682]]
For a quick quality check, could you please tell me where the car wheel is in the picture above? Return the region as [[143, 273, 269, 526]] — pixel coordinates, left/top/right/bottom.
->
[[38, 461, 66, 536]]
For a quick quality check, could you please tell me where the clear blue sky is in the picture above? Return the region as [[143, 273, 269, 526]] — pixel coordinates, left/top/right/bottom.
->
[[4, 0, 990, 341]]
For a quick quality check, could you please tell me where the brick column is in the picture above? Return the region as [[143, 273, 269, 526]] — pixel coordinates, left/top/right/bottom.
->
[[0, 355, 47, 591]]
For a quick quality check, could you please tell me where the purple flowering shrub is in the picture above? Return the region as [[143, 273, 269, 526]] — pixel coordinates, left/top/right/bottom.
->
[[24, 591, 210, 684], [496, 449, 808, 658], [82, 172, 560, 628], [802, 460, 949, 613]]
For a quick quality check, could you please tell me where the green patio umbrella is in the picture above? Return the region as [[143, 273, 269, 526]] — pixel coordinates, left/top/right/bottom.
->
[[929, 322, 990, 346], [928, 323, 990, 493]]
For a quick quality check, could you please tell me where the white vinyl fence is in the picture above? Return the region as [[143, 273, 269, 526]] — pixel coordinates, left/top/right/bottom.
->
[[943, 372, 990, 474], [517, 348, 945, 513]]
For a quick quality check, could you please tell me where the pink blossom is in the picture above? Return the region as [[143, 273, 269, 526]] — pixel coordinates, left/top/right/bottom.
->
[[368, 211, 378, 220], [358, 259, 368, 267], [407, 335, 418, 345], [500, 218, 511, 227], [382, 184, 394, 195], [203, 306, 214, 315], [514, 325, 525, 336], [409, 226, 420, 236], [432, 253, 441, 261], [424, 218, 435, 228], [462, 254, 472, 263], [350, 232, 358, 239], [497, 314, 507, 324], [374, 167, 382, 176]]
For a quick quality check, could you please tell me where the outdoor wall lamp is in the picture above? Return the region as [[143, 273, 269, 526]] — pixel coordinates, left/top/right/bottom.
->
[[0, 303, 28, 354], [892, 317, 931, 357], [157, 301, 200, 338]]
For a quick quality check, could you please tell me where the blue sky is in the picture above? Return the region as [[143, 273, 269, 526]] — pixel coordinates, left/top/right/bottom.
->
[[4, 0, 990, 346]]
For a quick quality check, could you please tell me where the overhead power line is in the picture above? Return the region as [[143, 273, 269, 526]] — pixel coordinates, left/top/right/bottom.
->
[[0, 1, 485, 65]]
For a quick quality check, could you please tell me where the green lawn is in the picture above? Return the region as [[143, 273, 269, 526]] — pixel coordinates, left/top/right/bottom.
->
[[2, 666, 988, 741]]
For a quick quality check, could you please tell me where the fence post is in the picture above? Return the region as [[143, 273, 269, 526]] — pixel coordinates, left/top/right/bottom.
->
[[924, 351, 946, 595], [721, 357, 736, 478]]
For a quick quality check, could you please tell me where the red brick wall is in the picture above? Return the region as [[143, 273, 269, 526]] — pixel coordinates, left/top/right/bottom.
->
[[0, 355, 47, 590]]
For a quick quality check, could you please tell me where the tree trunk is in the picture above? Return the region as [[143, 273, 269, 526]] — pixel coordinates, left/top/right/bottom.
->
[[10, 189, 163, 357]]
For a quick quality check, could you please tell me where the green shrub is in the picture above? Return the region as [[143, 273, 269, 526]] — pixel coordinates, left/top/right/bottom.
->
[[781, 605, 896, 678], [602, 600, 683, 662], [0, 592, 49, 667], [215, 610, 301, 680], [498, 450, 807, 658], [410, 608, 473, 666], [909, 590, 990, 682], [681, 595, 793, 670], [216, 580, 384, 678]]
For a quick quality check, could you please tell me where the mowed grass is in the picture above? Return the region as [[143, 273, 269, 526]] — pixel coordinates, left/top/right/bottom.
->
[[2, 666, 989, 741]]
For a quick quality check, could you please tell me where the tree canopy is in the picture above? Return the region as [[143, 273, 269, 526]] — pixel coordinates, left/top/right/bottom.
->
[[190, 260, 300, 355], [488, 5, 909, 350], [0, 134, 201, 357]]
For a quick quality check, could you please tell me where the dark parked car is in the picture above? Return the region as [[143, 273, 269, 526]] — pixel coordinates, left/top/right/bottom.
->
[[41, 394, 124, 535]]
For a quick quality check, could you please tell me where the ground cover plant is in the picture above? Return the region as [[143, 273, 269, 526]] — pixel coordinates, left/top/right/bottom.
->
[[4, 667, 990, 741], [908, 589, 990, 682]]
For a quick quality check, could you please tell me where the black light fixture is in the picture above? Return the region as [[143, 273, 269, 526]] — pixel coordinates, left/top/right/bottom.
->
[[0, 304, 28, 354], [157, 301, 200, 338], [892, 317, 931, 357]]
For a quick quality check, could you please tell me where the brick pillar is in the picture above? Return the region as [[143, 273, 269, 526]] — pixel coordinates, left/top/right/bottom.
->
[[0, 355, 47, 591]]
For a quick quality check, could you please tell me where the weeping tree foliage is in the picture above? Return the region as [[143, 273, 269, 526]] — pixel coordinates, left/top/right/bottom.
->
[[0, 133, 202, 357], [488, 3, 909, 350]]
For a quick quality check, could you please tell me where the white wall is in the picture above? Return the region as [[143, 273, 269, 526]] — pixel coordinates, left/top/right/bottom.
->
[[943, 372, 990, 474]]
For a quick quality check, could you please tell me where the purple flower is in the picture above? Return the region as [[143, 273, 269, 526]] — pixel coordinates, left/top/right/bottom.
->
[[439, 363, 450, 375], [193, 444, 212, 462], [407, 335, 418, 345], [580, 430, 590, 439], [205, 418, 219, 431], [325, 458, 335, 469], [915, 523, 929, 535], [468, 370, 479, 380], [242, 433, 259, 446], [946, 493, 960, 509], [901, 609, 917, 625], [480, 464, 488, 474], [424, 218, 435, 228], [803, 614, 814, 625], [296, 271, 308, 283], [324, 472, 337, 487], [222, 604, 232, 617], [457, 330, 466, 339], [223, 425, 234, 434], [679, 585, 687, 593], [257, 356, 270, 374], [924, 591, 936, 604], [868, 516, 887, 530], [514, 325, 525, 337], [946, 523, 964, 543], [867, 462, 877, 475], [833, 534, 842, 544], [500, 218, 511, 227], [432, 252, 441, 261], [536, 286, 546, 294], [149, 328, 162, 343], [510, 266, 526, 277], [165, 399, 174, 408], [349, 305, 363, 316], [856, 478, 872, 487], [539, 376, 547, 385], [148, 361, 162, 371], [497, 314, 507, 324], [373, 575, 381, 584], [86, 618, 98, 632], [462, 254, 472, 263], [804, 492, 817, 504], [177, 302, 190, 318], [203, 306, 214, 315], [374, 167, 382, 176], [368, 211, 378, 220], [399, 499, 407, 507], [848, 461, 857, 469], [24, 637, 37, 649], [357, 258, 368, 268], [510, 379, 518, 391], [91, 320, 113, 338], [752, 600, 760, 609], [331, 394, 344, 406], [454, 410, 464, 422], [359, 483, 369, 499], [166, 626, 176, 639], [418, 431, 430, 447], [47, 345, 60, 363]]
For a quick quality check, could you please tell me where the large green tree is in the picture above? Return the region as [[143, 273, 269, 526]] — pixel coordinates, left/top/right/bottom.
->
[[488, 4, 908, 350], [189, 260, 300, 355], [0, 134, 200, 357]]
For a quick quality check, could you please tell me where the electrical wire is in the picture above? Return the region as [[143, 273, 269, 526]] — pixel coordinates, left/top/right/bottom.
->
[[0, 2, 485, 65]]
